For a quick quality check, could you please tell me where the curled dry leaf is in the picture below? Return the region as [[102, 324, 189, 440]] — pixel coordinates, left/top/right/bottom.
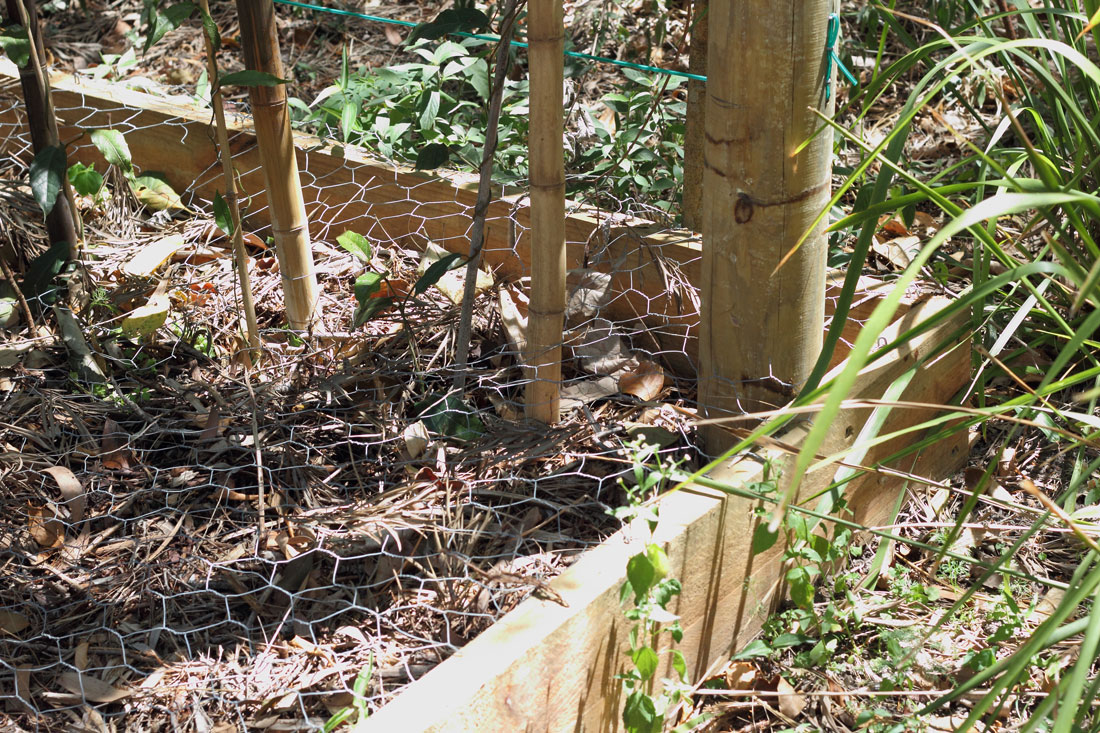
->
[[122, 234, 185, 277], [44, 465, 85, 523], [100, 417, 134, 471], [722, 660, 758, 692], [403, 420, 430, 459], [383, 24, 404, 45], [565, 269, 613, 325], [872, 234, 921, 270], [776, 676, 807, 718], [499, 287, 529, 357], [26, 503, 64, 548], [619, 359, 665, 401], [57, 671, 131, 703], [878, 214, 910, 237]]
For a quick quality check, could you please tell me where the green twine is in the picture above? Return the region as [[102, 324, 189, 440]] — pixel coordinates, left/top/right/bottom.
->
[[273, 0, 857, 95], [273, 0, 706, 82], [825, 12, 859, 101]]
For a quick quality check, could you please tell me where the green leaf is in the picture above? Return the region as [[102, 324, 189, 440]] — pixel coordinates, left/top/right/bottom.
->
[[199, 8, 220, 52], [406, 7, 491, 44], [622, 690, 660, 733], [646, 544, 670, 582], [415, 142, 450, 170], [626, 552, 655, 603], [353, 295, 393, 326], [751, 522, 779, 555], [651, 578, 681, 609], [420, 89, 440, 131], [68, 162, 103, 197], [321, 707, 355, 733], [351, 270, 388, 327], [770, 632, 815, 649], [90, 129, 133, 174], [213, 191, 232, 236], [30, 145, 66, 215], [353, 270, 383, 303], [415, 392, 485, 442], [733, 639, 772, 660], [217, 70, 289, 89], [0, 24, 31, 68], [413, 252, 463, 294], [338, 230, 372, 263], [670, 649, 687, 681], [143, 2, 195, 55], [340, 97, 357, 143], [352, 656, 373, 699], [632, 646, 658, 681], [21, 240, 70, 307]]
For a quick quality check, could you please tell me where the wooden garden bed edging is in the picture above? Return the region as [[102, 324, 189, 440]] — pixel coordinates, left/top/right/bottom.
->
[[0, 67, 972, 729], [358, 292, 963, 730], [0, 68, 879, 371], [363, 296, 970, 732]]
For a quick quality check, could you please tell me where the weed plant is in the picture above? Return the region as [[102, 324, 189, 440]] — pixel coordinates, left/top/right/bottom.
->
[[287, 39, 685, 212]]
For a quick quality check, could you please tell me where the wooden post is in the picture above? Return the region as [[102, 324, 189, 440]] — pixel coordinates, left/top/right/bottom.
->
[[698, 0, 833, 454], [5, 0, 79, 256], [681, 0, 707, 232], [235, 0, 319, 330], [524, 0, 566, 423]]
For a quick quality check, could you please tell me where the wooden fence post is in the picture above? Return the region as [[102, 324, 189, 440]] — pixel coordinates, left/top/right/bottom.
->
[[698, 0, 834, 454], [235, 0, 320, 330], [524, 0, 566, 423]]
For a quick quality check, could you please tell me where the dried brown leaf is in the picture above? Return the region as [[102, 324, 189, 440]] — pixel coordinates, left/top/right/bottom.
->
[[878, 215, 910, 237], [44, 465, 85, 523], [776, 676, 806, 718], [384, 25, 404, 45], [27, 503, 64, 548], [100, 417, 132, 471], [0, 610, 30, 636], [57, 671, 131, 703], [619, 359, 665, 401], [723, 661, 758, 691]]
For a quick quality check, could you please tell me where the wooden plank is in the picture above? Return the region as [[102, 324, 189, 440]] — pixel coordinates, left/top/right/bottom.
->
[[0, 68, 879, 374], [363, 297, 970, 732]]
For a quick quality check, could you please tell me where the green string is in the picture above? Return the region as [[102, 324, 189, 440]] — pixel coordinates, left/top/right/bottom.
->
[[273, 0, 706, 82], [274, 1, 857, 97], [825, 12, 859, 101]]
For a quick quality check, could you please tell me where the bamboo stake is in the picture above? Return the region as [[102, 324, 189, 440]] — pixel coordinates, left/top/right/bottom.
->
[[698, 0, 834, 454], [235, 0, 319, 330], [5, 0, 79, 256], [681, 0, 707, 232], [524, 0, 566, 423], [197, 0, 261, 360]]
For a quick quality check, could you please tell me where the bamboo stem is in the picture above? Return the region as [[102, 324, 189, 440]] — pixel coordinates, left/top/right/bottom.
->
[[197, 0, 261, 360], [235, 0, 319, 331], [5, 0, 79, 257], [452, 0, 520, 392], [698, 0, 833, 454], [524, 0, 566, 423]]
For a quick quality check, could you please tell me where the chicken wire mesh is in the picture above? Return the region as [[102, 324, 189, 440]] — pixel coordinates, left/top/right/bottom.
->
[[0, 70, 871, 730]]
